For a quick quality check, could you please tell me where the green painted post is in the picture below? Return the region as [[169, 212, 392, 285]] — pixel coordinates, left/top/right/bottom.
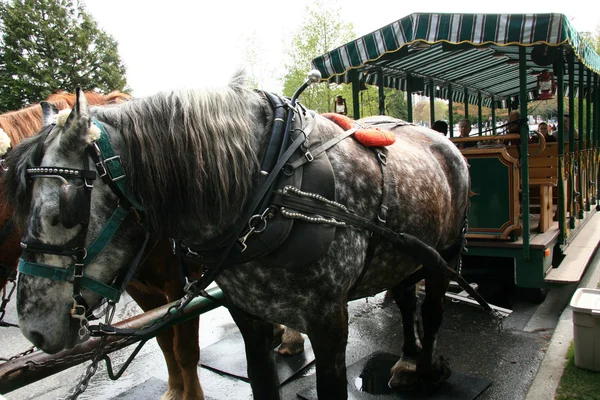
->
[[478, 92, 483, 135], [556, 49, 566, 244], [578, 62, 585, 217], [448, 84, 454, 137], [378, 71, 385, 115], [491, 97, 497, 135], [407, 74, 413, 123], [351, 71, 360, 119], [586, 69, 592, 210], [568, 52, 576, 229], [519, 46, 530, 260], [430, 79, 435, 127], [464, 88, 469, 121]]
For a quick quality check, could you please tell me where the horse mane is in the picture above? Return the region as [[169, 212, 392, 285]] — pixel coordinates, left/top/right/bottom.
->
[[0, 91, 131, 147], [92, 76, 262, 236]]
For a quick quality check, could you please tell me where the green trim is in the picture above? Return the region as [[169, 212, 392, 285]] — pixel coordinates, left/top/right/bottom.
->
[[18, 259, 120, 302], [92, 120, 144, 211], [85, 206, 130, 264]]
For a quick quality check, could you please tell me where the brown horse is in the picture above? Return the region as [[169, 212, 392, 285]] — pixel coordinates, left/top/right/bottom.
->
[[0, 91, 304, 399], [0, 92, 209, 400]]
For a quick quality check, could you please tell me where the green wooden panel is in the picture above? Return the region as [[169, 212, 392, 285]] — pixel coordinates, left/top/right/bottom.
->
[[468, 157, 514, 235]]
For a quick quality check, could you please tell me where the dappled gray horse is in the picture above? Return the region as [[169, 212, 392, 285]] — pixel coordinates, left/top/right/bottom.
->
[[3, 72, 470, 399]]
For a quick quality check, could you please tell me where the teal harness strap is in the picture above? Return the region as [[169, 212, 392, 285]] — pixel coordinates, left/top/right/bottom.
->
[[85, 206, 130, 264], [18, 259, 121, 302], [92, 120, 144, 211]]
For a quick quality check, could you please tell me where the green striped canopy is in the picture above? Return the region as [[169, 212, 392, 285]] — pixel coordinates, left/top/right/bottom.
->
[[311, 13, 600, 106]]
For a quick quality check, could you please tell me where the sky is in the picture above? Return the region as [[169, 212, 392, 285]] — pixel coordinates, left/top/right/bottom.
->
[[83, 0, 600, 98]]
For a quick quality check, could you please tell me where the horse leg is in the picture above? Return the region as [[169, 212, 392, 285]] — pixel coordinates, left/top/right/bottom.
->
[[276, 326, 305, 356], [127, 281, 203, 400], [171, 317, 202, 400], [416, 272, 451, 391], [228, 306, 280, 400], [306, 302, 349, 399], [389, 283, 423, 389]]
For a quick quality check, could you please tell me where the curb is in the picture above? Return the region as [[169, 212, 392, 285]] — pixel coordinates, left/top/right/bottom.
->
[[525, 251, 600, 400]]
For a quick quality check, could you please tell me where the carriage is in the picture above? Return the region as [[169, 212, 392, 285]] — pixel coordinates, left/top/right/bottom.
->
[[1, 11, 599, 400], [311, 12, 600, 299]]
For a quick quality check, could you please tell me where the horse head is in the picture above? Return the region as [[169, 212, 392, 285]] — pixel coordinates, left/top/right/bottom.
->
[[8, 89, 145, 353]]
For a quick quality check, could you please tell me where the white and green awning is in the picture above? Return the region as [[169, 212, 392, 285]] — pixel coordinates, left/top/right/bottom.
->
[[311, 13, 600, 106]]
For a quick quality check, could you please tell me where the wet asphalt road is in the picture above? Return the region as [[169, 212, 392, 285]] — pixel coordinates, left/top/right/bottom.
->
[[0, 260, 585, 400]]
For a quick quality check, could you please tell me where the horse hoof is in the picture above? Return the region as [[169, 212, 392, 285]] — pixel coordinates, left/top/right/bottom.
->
[[389, 356, 420, 391], [277, 340, 305, 356]]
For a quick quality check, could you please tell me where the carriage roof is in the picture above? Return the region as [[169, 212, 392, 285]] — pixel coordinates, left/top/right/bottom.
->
[[311, 13, 600, 108]]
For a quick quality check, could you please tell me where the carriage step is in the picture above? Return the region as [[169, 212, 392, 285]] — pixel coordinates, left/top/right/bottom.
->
[[448, 281, 479, 297], [545, 212, 600, 284]]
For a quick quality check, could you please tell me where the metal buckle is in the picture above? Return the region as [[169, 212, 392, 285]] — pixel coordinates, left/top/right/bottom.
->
[[104, 156, 126, 182]]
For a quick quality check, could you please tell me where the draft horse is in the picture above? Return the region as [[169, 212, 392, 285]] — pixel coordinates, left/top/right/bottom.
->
[[0, 91, 228, 400], [3, 72, 470, 399]]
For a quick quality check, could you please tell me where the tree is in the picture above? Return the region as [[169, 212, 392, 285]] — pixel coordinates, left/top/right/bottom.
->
[[384, 88, 408, 120], [281, 0, 355, 113], [0, 0, 128, 112]]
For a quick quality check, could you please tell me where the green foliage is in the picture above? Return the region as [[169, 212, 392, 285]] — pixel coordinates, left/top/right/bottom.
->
[[0, 0, 128, 112], [556, 341, 600, 400], [383, 88, 408, 120], [282, 0, 355, 113]]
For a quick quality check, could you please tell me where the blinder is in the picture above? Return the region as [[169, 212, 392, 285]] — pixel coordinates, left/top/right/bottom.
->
[[27, 167, 96, 229], [60, 181, 91, 229]]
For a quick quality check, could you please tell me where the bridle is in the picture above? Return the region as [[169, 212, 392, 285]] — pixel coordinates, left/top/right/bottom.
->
[[18, 120, 149, 335]]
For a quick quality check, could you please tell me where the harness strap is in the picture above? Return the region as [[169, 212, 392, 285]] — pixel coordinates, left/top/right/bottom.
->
[[18, 260, 120, 302], [350, 147, 390, 298], [85, 206, 130, 263], [273, 191, 493, 312], [287, 125, 360, 171], [91, 120, 144, 211]]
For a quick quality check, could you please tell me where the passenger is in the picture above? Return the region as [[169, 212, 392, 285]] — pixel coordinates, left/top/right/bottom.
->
[[458, 119, 476, 149], [562, 113, 579, 143], [532, 121, 556, 143], [432, 120, 448, 136]]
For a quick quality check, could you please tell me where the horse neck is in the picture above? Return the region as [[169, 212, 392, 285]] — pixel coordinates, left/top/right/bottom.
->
[[94, 94, 266, 241]]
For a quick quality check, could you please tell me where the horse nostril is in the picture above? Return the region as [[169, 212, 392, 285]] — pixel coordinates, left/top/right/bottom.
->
[[28, 331, 45, 348]]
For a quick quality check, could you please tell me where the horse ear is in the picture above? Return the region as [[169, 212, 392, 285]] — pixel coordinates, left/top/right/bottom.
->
[[40, 101, 58, 126], [60, 88, 95, 149]]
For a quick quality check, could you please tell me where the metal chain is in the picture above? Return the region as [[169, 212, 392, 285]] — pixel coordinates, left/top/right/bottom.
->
[[63, 302, 118, 400], [0, 345, 36, 363], [63, 336, 108, 400], [0, 280, 16, 325]]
